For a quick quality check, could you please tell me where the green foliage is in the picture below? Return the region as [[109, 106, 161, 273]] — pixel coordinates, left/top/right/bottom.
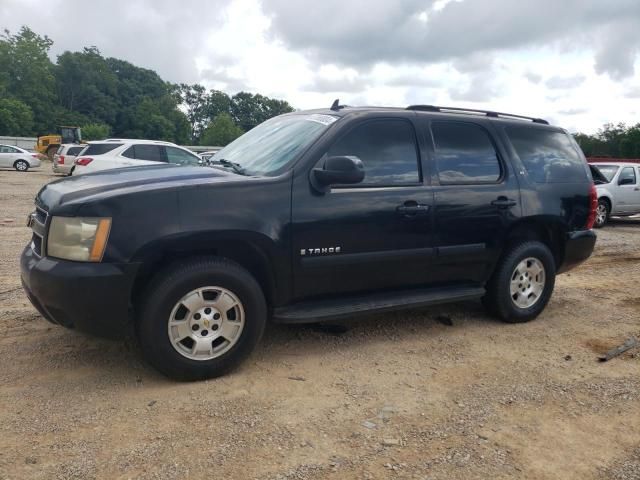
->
[[0, 25, 293, 142], [574, 123, 640, 158], [82, 123, 111, 141], [200, 113, 244, 146], [0, 98, 34, 135]]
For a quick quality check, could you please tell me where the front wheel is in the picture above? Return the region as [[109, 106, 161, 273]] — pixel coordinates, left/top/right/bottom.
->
[[137, 257, 267, 380], [14, 160, 29, 172], [483, 241, 556, 323], [594, 199, 609, 228]]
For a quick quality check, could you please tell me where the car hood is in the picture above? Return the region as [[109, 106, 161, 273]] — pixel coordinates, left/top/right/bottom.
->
[[37, 164, 238, 212]]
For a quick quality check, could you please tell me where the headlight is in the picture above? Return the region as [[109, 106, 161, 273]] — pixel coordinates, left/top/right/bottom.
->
[[47, 217, 112, 262]]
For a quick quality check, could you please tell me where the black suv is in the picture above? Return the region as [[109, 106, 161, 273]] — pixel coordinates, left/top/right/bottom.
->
[[21, 104, 597, 380]]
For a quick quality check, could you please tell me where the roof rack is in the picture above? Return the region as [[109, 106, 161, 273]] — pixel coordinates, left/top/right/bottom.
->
[[406, 105, 549, 125]]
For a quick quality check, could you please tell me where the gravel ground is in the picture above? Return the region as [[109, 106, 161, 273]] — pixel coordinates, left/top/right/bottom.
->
[[0, 167, 639, 480]]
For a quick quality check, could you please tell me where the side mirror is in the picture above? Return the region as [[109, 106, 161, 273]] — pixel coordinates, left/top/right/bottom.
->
[[311, 155, 365, 192], [619, 177, 635, 186]]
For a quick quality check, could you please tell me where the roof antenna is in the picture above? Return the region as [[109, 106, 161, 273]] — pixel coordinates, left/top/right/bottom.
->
[[330, 99, 340, 111]]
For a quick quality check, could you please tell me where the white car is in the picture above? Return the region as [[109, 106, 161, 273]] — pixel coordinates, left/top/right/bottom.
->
[[0, 144, 41, 172], [591, 162, 640, 227], [53, 144, 86, 175], [72, 139, 202, 175]]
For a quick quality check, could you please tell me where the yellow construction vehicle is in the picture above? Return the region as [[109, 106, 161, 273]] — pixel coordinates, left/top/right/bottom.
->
[[35, 126, 83, 160]]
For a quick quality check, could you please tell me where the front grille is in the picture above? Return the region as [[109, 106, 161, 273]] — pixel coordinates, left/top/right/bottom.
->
[[29, 205, 48, 257]]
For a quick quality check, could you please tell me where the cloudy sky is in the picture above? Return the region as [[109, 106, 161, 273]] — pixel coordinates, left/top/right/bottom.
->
[[2, 0, 639, 133]]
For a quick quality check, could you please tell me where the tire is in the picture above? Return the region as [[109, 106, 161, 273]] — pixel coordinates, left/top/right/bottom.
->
[[46, 146, 57, 161], [137, 257, 266, 380], [594, 199, 610, 228], [483, 241, 556, 323], [14, 160, 29, 172]]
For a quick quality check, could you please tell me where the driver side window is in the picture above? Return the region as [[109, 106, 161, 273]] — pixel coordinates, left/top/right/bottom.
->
[[619, 167, 637, 185], [326, 119, 421, 186]]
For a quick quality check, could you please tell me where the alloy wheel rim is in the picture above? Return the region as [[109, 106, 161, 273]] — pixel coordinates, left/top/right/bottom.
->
[[16, 161, 27, 171], [596, 204, 607, 225], [167, 286, 245, 361], [509, 257, 546, 309]]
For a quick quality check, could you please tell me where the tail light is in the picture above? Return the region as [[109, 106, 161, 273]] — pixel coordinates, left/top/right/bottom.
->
[[31, 154, 39, 158], [585, 183, 598, 229], [75, 157, 93, 166], [59, 155, 65, 164]]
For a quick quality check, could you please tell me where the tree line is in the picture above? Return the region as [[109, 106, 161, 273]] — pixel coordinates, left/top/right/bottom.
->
[[0, 26, 294, 145], [574, 123, 640, 159]]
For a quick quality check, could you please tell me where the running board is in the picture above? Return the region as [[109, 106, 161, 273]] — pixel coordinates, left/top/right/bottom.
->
[[272, 286, 485, 324]]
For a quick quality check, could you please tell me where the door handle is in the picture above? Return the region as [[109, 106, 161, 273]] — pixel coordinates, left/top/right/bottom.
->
[[491, 197, 517, 208], [397, 201, 430, 216]]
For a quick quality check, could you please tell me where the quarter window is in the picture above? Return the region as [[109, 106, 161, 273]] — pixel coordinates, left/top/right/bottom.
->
[[506, 127, 587, 183], [431, 122, 501, 184], [327, 119, 420, 185]]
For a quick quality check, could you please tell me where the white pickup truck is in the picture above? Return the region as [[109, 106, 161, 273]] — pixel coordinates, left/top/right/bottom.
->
[[591, 162, 640, 227]]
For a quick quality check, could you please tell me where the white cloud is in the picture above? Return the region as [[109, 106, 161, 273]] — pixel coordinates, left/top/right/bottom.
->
[[1, 0, 639, 133]]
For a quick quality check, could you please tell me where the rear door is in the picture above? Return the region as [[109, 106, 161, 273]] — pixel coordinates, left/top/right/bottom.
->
[[426, 120, 521, 285], [0, 145, 19, 167], [122, 144, 167, 166]]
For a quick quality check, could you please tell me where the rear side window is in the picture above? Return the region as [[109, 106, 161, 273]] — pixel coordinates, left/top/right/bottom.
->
[[123, 144, 166, 162], [83, 143, 122, 155], [67, 146, 84, 156], [506, 128, 587, 183], [327, 119, 420, 185], [431, 122, 501, 184]]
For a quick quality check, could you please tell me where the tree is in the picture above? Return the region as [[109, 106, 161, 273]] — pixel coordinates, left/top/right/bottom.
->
[[0, 27, 57, 134], [200, 113, 244, 146], [0, 98, 34, 135], [82, 123, 111, 141], [230, 92, 294, 131], [574, 123, 640, 159]]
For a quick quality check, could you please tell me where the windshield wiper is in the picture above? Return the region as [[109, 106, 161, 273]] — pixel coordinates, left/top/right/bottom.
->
[[209, 158, 246, 175]]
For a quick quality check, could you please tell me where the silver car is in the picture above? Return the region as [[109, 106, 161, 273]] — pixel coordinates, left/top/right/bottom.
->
[[0, 144, 41, 172], [53, 144, 86, 175], [591, 162, 640, 227]]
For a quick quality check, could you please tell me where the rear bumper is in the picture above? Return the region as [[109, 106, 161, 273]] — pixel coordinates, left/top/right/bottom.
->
[[20, 246, 140, 339], [52, 163, 72, 174], [558, 229, 597, 274]]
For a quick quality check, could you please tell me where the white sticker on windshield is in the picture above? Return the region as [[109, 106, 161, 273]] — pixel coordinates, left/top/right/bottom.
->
[[305, 114, 338, 126]]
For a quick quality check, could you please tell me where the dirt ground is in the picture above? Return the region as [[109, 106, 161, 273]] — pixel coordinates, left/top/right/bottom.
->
[[0, 166, 639, 480]]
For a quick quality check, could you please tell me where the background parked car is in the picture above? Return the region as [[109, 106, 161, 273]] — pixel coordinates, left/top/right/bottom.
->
[[72, 139, 202, 175], [198, 150, 221, 163], [53, 143, 85, 175], [591, 162, 640, 227], [0, 144, 41, 172]]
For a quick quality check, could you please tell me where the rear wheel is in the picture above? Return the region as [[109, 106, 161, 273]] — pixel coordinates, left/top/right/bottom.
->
[[594, 199, 610, 228], [46, 146, 57, 161], [137, 257, 266, 380], [14, 160, 29, 172], [483, 241, 556, 323]]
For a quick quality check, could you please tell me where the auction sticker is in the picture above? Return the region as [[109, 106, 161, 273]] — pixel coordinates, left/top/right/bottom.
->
[[305, 114, 338, 126]]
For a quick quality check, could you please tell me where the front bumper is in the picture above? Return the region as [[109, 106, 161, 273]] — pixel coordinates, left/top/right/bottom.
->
[[20, 246, 140, 339], [558, 229, 597, 274]]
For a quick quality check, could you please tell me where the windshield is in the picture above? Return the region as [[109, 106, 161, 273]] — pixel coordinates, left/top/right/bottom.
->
[[593, 164, 619, 182], [211, 114, 337, 175]]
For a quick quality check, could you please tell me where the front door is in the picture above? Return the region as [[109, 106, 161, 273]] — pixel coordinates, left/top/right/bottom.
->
[[291, 117, 435, 301], [426, 120, 521, 285], [615, 166, 640, 213]]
